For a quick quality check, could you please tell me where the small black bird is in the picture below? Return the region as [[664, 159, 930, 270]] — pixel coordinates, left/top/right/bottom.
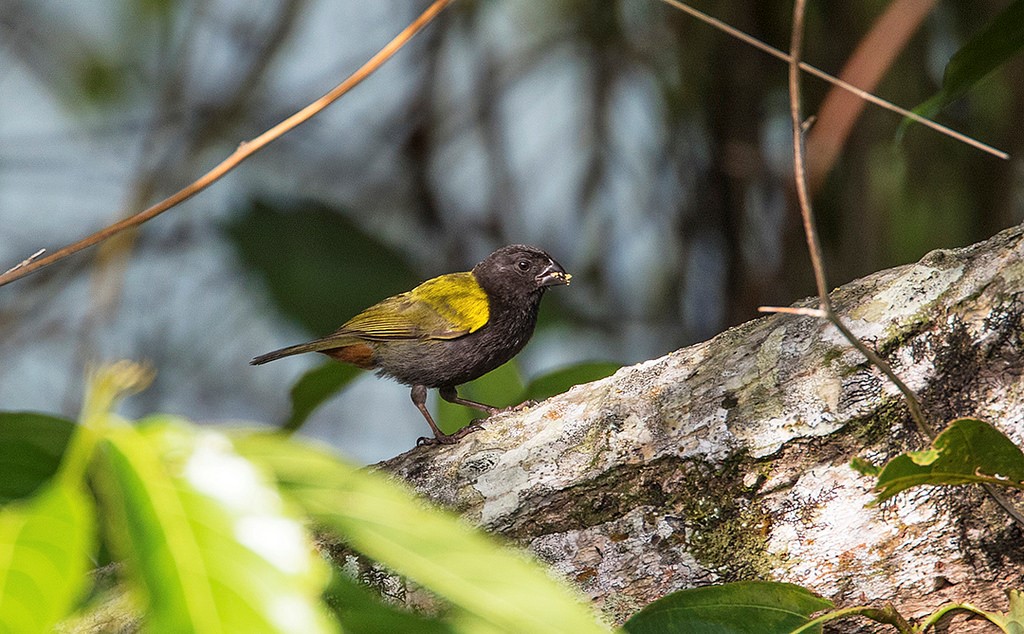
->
[[251, 245, 570, 444]]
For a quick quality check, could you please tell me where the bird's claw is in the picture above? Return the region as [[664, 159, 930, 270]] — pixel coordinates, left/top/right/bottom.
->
[[457, 421, 485, 436], [416, 435, 449, 447], [417, 421, 485, 447]]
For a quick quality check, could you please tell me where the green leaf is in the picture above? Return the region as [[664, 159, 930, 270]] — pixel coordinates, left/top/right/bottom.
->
[[907, 0, 1024, 122], [92, 418, 337, 633], [283, 362, 362, 433], [871, 418, 1024, 504], [907, 448, 941, 466], [1001, 589, 1024, 633], [0, 480, 96, 633], [521, 362, 620, 402], [918, 591, 1024, 633], [623, 581, 832, 634], [324, 572, 455, 634], [0, 412, 76, 504], [952, 597, 1024, 634], [232, 432, 606, 634], [226, 198, 418, 334], [76, 54, 126, 105], [849, 457, 880, 478]]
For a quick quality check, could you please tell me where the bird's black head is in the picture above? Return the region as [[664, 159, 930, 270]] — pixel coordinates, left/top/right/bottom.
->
[[472, 244, 570, 302]]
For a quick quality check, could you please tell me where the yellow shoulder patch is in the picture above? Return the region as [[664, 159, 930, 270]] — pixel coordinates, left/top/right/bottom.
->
[[413, 272, 490, 334]]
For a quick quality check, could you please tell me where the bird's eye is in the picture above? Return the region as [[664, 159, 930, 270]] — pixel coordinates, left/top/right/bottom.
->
[[516, 259, 531, 272]]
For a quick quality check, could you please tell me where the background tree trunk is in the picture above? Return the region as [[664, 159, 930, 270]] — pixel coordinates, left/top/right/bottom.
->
[[381, 224, 1024, 632]]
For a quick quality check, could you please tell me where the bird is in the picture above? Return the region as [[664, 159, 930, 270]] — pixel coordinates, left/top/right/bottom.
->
[[251, 244, 571, 445]]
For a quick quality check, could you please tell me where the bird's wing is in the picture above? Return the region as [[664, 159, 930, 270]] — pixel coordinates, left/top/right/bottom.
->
[[337, 272, 490, 341]]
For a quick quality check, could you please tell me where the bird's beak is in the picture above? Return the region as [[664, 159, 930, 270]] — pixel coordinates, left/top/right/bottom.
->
[[536, 261, 571, 287]]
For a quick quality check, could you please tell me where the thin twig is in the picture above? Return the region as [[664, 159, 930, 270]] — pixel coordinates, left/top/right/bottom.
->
[[3, 249, 45, 276], [790, 603, 915, 634], [917, 602, 999, 632], [758, 305, 827, 318], [786, 0, 933, 440], [982, 483, 1024, 526], [787, 7, 831, 309], [658, 0, 1008, 160], [0, 0, 454, 289], [786, 0, 1024, 529]]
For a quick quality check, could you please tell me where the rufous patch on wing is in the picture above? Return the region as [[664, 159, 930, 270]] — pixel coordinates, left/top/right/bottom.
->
[[325, 343, 375, 369]]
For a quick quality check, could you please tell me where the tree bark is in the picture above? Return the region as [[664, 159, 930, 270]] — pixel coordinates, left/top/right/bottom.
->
[[381, 225, 1024, 632]]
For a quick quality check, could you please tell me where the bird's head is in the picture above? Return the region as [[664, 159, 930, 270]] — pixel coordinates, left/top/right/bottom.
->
[[472, 244, 570, 301]]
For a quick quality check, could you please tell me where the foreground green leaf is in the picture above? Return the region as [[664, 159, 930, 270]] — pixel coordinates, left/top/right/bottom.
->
[[870, 418, 1024, 504], [0, 412, 76, 504], [623, 581, 832, 634], [324, 571, 455, 634], [233, 432, 606, 634], [93, 418, 336, 633], [283, 362, 362, 433], [0, 480, 96, 633]]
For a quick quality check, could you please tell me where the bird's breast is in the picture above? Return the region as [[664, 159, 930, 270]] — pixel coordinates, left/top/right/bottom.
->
[[373, 298, 541, 387]]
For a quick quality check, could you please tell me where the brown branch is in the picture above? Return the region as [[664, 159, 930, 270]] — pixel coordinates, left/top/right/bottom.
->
[[0, 0, 454, 289], [658, 0, 1008, 160]]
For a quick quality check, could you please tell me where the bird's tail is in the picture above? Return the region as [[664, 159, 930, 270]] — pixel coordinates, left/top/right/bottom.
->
[[250, 338, 346, 365]]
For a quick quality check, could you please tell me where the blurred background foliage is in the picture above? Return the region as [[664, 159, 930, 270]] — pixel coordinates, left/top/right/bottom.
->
[[0, 0, 1021, 461]]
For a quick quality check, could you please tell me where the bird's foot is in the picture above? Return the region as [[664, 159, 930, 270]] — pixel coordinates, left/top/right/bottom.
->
[[416, 421, 485, 447], [416, 435, 448, 447]]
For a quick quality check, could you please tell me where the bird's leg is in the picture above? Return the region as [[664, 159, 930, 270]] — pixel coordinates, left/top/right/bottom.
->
[[411, 385, 481, 446], [438, 385, 501, 416], [440, 385, 537, 414]]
